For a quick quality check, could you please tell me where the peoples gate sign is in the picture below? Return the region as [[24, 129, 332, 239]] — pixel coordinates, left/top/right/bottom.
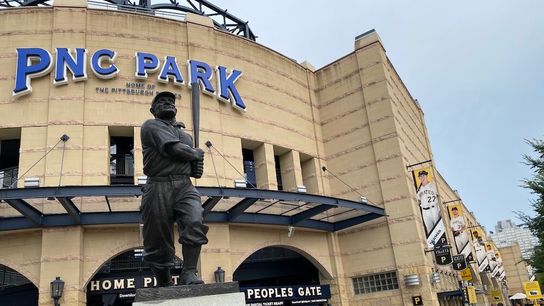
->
[[12, 48, 246, 111], [241, 285, 331, 305]]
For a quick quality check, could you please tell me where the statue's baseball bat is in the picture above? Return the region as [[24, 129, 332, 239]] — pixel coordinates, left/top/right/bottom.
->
[[191, 82, 200, 148]]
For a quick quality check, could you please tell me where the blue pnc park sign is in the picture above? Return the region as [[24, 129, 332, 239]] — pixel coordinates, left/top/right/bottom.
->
[[241, 285, 331, 306], [12, 47, 246, 111]]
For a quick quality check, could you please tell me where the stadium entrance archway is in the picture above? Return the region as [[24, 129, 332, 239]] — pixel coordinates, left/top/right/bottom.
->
[[86, 248, 183, 306], [234, 246, 331, 306], [0, 264, 38, 306]]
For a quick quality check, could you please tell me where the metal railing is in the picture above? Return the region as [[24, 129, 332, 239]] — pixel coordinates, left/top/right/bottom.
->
[[0, 166, 18, 189], [88, 0, 186, 21], [110, 156, 134, 177]]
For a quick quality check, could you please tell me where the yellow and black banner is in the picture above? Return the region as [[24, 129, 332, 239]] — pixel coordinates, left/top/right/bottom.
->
[[488, 289, 503, 302], [412, 166, 447, 248], [524, 281, 543, 299], [447, 203, 474, 263], [484, 242, 503, 277], [470, 227, 490, 272]]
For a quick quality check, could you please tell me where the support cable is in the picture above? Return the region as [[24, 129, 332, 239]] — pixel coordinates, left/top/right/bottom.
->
[[10, 135, 69, 188], [205, 140, 256, 188], [321, 166, 365, 199]]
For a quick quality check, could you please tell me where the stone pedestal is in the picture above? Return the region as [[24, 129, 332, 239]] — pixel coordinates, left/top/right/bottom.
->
[[133, 282, 246, 306]]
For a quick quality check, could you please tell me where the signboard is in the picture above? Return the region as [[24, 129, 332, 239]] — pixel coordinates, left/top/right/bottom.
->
[[460, 268, 472, 281], [447, 203, 474, 262], [411, 166, 448, 252], [412, 296, 423, 305], [12, 48, 247, 111], [523, 281, 543, 299], [241, 285, 331, 305], [489, 289, 503, 302], [433, 245, 453, 265], [87, 272, 182, 295], [470, 227, 490, 272], [465, 286, 477, 304], [452, 254, 467, 271]]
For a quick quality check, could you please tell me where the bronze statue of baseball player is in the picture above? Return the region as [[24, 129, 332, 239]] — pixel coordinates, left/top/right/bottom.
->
[[140, 91, 208, 287]]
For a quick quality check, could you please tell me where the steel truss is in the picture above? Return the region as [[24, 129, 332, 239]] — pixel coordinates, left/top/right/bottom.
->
[[0, 0, 256, 41], [0, 185, 384, 232]]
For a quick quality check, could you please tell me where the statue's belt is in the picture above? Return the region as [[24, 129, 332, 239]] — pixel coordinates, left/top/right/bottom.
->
[[147, 175, 190, 182]]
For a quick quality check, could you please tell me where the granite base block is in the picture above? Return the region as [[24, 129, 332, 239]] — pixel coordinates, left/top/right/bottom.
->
[[133, 282, 246, 306]]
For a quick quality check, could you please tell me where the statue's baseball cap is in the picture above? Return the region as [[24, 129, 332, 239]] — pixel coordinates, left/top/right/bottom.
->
[[151, 91, 176, 106], [418, 170, 429, 177]]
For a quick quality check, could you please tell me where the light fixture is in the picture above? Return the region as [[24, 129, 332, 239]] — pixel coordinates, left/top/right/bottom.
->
[[50, 276, 65, 306], [404, 274, 421, 286], [234, 179, 246, 188], [24, 177, 40, 188], [360, 196, 368, 204], [287, 225, 295, 238], [430, 272, 441, 284], [137, 176, 147, 185], [214, 267, 225, 283], [296, 185, 307, 193]]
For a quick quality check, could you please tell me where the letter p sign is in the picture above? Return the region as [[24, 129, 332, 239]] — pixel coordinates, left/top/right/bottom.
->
[[412, 296, 423, 305]]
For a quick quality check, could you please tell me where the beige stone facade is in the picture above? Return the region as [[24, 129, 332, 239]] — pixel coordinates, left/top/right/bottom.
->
[[0, 2, 507, 306], [499, 244, 529, 296]]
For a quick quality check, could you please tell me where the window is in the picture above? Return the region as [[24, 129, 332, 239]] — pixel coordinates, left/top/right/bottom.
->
[[0, 138, 20, 189], [352, 271, 399, 295], [110, 135, 134, 185], [274, 155, 283, 190], [242, 149, 256, 188]]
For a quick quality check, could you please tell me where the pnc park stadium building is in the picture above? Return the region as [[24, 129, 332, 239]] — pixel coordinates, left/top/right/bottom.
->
[[0, 0, 509, 305]]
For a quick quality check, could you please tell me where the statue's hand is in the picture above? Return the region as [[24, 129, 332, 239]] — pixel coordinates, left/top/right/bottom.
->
[[194, 148, 205, 161], [191, 159, 204, 178]]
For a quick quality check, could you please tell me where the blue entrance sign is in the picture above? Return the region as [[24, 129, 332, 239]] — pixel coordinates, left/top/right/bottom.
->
[[241, 285, 331, 305]]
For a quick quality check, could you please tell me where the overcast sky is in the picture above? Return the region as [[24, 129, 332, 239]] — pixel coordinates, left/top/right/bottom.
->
[[212, 0, 544, 231]]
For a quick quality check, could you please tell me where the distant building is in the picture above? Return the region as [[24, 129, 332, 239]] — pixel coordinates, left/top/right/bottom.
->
[[490, 219, 539, 259]]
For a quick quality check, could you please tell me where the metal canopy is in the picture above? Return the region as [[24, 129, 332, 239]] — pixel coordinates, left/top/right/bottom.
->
[[0, 186, 385, 232]]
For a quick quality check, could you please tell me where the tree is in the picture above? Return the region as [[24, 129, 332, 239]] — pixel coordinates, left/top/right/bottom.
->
[[518, 138, 544, 287]]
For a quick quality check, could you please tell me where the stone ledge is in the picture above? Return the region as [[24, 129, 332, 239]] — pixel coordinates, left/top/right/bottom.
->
[[134, 282, 240, 302]]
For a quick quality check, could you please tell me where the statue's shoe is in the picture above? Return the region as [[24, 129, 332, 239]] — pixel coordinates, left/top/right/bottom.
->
[[180, 271, 205, 285]]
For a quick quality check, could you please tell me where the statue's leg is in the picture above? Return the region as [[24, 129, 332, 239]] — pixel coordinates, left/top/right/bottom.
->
[[141, 181, 175, 287], [174, 180, 209, 285]]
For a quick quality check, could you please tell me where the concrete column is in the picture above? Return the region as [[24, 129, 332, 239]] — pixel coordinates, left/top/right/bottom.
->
[[326, 232, 349, 306], [133, 127, 143, 184], [354, 30, 438, 305], [254, 143, 277, 190], [18, 127, 47, 188], [82, 126, 109, 185], [301, 157, 324, 194], [38, 227, 85, 306], [43, 7, 88, 188], [279, 150, 304, 192], [200, 224, 233, 284]]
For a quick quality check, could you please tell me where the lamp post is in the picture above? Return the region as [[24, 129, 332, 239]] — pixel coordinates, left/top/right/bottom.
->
[[50, 276, 64, 306], [214, 267, 225, 283]]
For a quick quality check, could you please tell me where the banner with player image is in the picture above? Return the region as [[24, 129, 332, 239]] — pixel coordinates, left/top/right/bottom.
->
[[447, 204, 474, 262], [486, 242, 503, 277], [412, 166, 447, 248], [470, 227, 490, 272]]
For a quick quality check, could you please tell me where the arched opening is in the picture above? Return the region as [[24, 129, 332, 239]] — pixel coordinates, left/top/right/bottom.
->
[[234, 246, 331, 306], [0, 264, 38, 306], [86, 248, 182, 306]]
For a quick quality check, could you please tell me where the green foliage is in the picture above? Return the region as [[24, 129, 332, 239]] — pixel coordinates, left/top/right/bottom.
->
[[519, 138, 544, 287]]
